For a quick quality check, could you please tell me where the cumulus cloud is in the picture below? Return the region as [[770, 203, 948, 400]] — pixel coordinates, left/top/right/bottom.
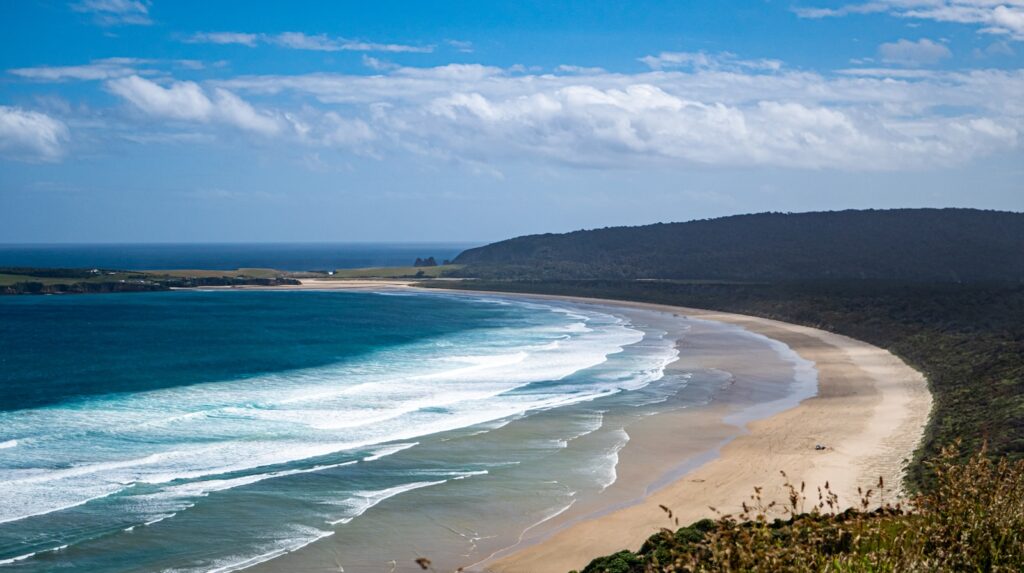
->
[[106, 75, 282, 134], [795, 1, 1024, 40], [70, 0, 151, 26], [210, 62, 1022, 171], [419, 83, 1015, 169], [32, 53, 1014, 170], [0, 106, 69, 161], [879, 38, 952, 66]]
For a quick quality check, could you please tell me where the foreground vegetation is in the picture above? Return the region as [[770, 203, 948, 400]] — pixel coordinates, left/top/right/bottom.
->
[[422, 276, 1023, 571], [575, 447, 1024, 572]]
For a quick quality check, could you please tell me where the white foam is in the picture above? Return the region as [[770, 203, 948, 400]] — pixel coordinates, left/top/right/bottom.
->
[[0, 544, 67, 566], [0, 440, 16, 450], [0, 551, 36, 566], [597, 428, 631, 491], [326, 480, 448, 525], [0, 296, 678, 527], [363, 442, 418, 462], [155, 460, 359, 499], [201, 528, 335, 573]]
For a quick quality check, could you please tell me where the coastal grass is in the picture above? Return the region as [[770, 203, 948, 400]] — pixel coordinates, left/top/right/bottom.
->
[[0, 270, 147, 286], [573, 446, 1024, 573], [141, 268, 286, 279], [326, 264, 462, 278], [1, 267, 302, 294]]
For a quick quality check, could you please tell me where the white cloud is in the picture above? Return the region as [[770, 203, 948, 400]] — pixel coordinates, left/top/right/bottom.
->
[[175, 60, 207, 70], [879, 38, 952, 65], [184, 31, 433, 53], [185, 32, 259, 47], [106, 75, 281, 134], [210, 62, 1022, 171], [446, 40, 474, 53], [0, 106, 69, 161], [362, 56, 398, 71], [108, 76, 213, 120], [639, 51, 782, 72], [70, 0, 151, 26], [974, 40, 1016, 57], [794, 2, 891, 18], [210, 88, 282, 135], [795, 1, 1024, 40], [269, 32, 434, 53], [836, 67, 939, 77], [418, 84, 997, 170], [9, 57, 151, 81], [556, 65, 607, 74]]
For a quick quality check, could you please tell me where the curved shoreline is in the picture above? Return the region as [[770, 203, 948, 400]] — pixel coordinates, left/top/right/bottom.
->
[[465, 294, 932, 573], [219, 280, 933, 572]]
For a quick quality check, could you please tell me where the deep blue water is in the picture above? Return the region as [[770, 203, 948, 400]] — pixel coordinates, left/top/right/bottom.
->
[[0, 291, 505, 411], [0, 243, 475, 271], [0, 289, 687, 572]]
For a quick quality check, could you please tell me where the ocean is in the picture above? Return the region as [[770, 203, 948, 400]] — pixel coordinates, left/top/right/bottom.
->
[[0, 243, 475, 271], [0, 288, 814, 572]]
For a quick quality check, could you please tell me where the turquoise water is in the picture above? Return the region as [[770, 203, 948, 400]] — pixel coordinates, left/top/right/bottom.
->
[[0, 290, 697, 571]]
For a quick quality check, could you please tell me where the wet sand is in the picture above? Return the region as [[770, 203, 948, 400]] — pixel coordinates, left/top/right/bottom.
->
[[476, 296, 931, 573], [242, 280, 931, 573]]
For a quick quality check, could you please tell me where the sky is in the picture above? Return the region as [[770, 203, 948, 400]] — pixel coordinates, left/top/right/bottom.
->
[[1, 0, 1022, 243]]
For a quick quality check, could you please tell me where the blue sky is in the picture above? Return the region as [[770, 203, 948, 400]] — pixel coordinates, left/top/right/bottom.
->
[[1, 1, 1022, 243]]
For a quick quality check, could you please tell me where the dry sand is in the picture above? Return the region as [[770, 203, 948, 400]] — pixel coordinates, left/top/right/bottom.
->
[[277, 280, 932, 573], [475, 297, 932, 573]]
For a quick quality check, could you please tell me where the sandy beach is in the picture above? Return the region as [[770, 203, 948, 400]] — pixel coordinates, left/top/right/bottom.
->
[[243, 279, 932, 573], [473, 296, 932, 573], [314, 282, 929, 570]]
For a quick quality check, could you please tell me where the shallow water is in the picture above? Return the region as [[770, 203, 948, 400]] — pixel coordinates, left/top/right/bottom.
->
[[0, 290, 812, 572]]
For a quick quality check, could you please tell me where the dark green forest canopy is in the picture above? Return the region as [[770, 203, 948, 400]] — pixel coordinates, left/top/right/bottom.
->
[[453, 209, 1024, 282], [442, 209, 1024, 488]]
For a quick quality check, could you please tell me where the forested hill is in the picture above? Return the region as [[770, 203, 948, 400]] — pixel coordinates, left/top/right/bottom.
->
[[453, 209, 1024, 282]]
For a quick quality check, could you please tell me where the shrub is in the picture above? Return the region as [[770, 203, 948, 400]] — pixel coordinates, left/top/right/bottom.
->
[[577, 445, 1024, 572]]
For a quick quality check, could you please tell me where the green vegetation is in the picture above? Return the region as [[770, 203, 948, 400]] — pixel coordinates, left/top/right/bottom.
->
[[574, 447, 1024, 572], [433, 209, 1024, 572], [142, 268, 287, 279], [429, 279, 1024, 488], [0, 267, 301, 294], [444, 208, 1024, 486], [453, 209, 1024, 282], [0, 263, 464, 294], [0, 268, 148, 286], [325, 264, 462, 279]]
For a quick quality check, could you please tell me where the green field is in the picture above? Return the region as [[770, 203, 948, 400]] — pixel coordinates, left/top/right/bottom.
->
[[1, 265, 462, 293], [325, 264, 462, 279], [0, 271, 149, 287], [141, 268, 289, 279]]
